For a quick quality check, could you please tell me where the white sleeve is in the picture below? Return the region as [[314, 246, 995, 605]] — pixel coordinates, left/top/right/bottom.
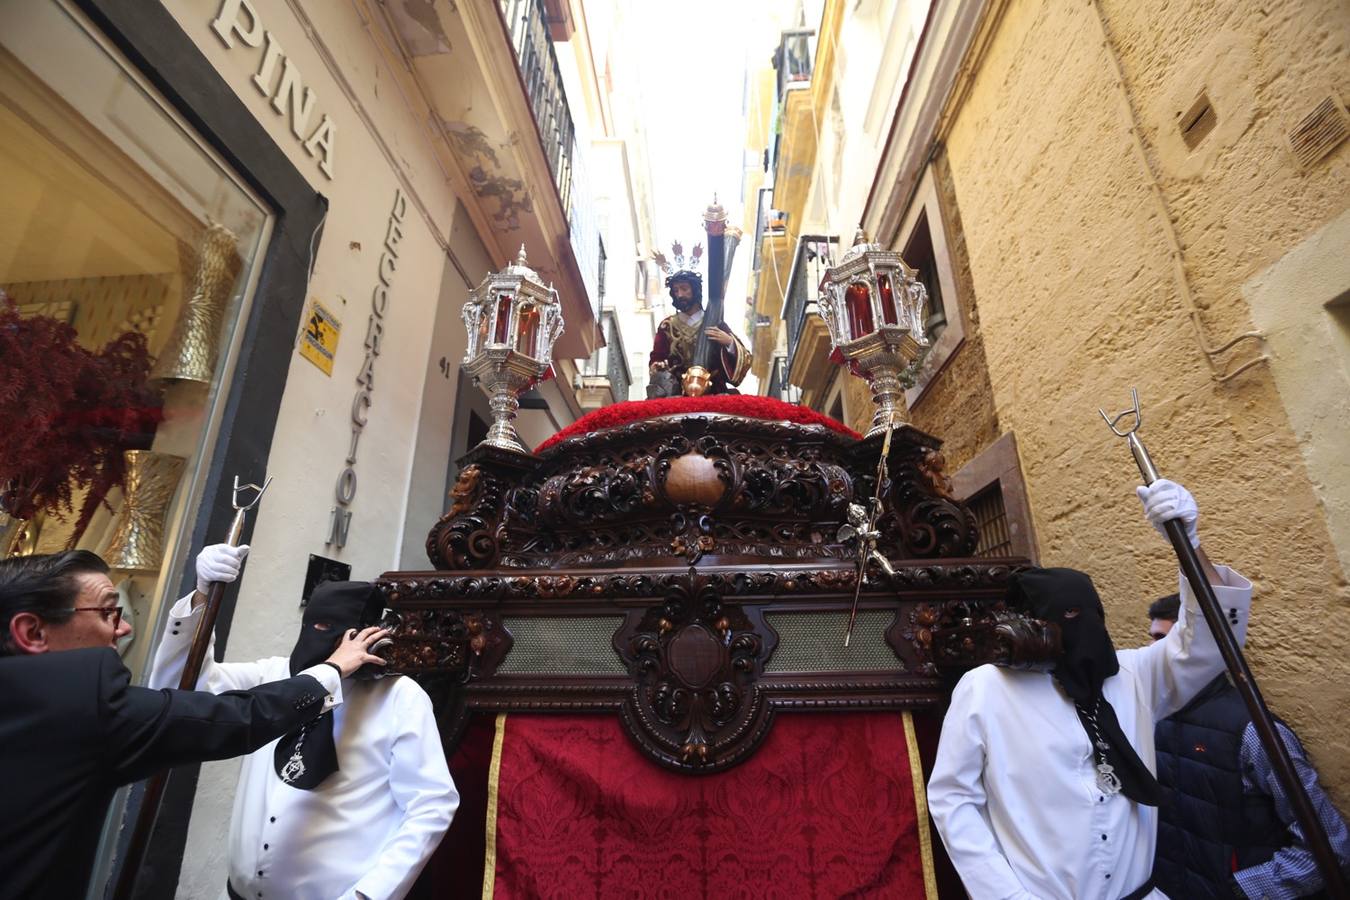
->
[[350, 682, 458, 900], [927, 671, 1036, 900], [146, 593, 272, 693], [1121, 564, 1252, 721]]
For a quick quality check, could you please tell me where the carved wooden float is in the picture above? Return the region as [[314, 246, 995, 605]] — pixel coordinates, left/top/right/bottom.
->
[[375, 400, 1054, 774]]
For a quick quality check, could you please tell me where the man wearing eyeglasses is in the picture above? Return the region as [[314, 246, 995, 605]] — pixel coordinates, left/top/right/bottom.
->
[[0, 549, 389, 900]]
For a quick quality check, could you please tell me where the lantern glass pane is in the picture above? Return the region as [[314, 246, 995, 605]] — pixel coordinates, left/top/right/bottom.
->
[[845, 282, 874, 340], [493, 294, 513, 344], [516, 305, 540, 356], [878, 273, 898, 326]]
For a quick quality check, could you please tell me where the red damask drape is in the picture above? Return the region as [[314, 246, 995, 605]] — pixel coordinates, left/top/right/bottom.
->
[[414, 712, 962, 899]]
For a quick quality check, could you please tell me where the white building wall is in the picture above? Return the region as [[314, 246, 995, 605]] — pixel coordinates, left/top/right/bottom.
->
[[158, 2, 475, 894]]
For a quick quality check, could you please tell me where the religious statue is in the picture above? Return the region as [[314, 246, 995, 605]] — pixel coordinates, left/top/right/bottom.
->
[[647, 240, 752, 397]]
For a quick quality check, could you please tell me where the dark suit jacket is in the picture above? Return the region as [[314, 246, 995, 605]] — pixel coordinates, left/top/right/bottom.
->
[[0, 647, 330, 900]]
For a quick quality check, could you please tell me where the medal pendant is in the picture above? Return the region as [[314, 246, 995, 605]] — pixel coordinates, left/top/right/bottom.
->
[[1096, 762, 1122, 795], [280, 752, 306, 784]]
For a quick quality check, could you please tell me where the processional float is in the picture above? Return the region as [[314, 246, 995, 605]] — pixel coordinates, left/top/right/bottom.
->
[[380, 213, 1053, 777], [376, 211, 1053, 778]]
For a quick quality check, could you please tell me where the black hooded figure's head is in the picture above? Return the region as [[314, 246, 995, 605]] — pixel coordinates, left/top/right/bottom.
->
[[1007, 567, 1117, 702], [665, 270, 703, 314], [274, 580, 385, 790], [289, 580, 383, 675], [1006, 566, 1164, 806]]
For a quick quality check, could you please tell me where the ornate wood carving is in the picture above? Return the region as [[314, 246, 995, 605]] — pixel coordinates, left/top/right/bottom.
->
[[426, 415, 979, 570], [614, 569, 777, 771], [379, 604, 513, 680], [898, 597, 1061, 676], [394, 410, 1046, 774]]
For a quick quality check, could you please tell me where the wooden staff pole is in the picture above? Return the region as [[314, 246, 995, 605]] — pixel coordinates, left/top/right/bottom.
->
[[112, 478, 268, 900]]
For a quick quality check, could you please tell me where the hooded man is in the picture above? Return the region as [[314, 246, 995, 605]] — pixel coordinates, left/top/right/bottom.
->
[[928, 479, 1253, 900], [149, 551, 457, 900], [649, 268, 752, 396], [0, 549, 383, 900]]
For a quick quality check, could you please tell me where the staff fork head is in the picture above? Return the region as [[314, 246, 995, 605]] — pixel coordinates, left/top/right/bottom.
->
[[1099, 387, 1143, 438], [231, 475, 274, 512]]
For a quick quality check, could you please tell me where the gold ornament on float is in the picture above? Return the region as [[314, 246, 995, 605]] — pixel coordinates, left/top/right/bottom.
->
[[101, 450, 186, 573], [151, 224, 241, 385]]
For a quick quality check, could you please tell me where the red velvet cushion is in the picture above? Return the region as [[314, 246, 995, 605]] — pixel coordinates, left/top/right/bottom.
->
[[535, 395, 859, 453]]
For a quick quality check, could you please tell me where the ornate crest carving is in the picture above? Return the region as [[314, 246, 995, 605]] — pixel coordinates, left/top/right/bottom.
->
[[615, 569, 778, 771]]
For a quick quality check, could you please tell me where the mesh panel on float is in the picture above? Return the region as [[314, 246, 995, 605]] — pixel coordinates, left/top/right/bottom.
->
[[764, 610, 900, 672], [496, 615, 628, 674]]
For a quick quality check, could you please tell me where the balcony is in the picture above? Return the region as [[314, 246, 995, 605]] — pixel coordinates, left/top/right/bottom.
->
[[765, 355, 795, 403], [500, 0, 576, 214], [577, 310, 631, 410], [378, 0, 600, 359], [774, 28, 817, 102], [782, 234, 838, 396]]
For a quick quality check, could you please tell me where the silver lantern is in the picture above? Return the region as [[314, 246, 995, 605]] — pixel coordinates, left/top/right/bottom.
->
[[817, 229, 930, 437], [461, 246, 565, 453]]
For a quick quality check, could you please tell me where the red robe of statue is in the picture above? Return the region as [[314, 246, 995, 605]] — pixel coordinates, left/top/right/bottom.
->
[[649, 311, 752, 395]]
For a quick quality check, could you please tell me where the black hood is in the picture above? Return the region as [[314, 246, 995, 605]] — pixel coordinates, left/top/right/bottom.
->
[[1008, 567, 1117, 702], [289, 580, 382, 675]]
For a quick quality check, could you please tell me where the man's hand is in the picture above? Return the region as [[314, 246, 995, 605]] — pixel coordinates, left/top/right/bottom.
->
[[325, 626, 390, 678], [650, 359, 670, 372], [1137, 478, 1199, 548], [705, 326, 735, 348], [195, 543, 249, 604]]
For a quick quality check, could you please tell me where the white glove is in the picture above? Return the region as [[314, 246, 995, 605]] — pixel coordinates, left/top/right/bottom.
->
[[195, 543, 249, 594], [1136, 478, 1199, 548]]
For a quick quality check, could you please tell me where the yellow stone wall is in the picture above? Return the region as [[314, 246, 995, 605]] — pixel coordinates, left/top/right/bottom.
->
[[904, 151, 1001, 473], [942, 0, 1350, 800]]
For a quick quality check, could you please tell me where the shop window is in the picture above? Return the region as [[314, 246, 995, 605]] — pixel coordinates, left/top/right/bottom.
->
[[895, 167, 965, 408], [950, 432, 1039, 563], [0, 3, 270, 677]]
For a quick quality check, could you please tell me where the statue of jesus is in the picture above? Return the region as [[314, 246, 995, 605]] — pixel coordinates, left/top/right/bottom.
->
[[648, 265, 751, 397]]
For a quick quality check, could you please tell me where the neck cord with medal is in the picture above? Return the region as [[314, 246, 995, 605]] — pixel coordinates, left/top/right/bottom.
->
[[280, 711, 328, 785], [1076, 696, 1123, 796]]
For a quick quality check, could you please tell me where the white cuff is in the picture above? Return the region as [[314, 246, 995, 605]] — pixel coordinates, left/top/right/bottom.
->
[[168, 593, 200, 619], [298, 663, 344, 711]]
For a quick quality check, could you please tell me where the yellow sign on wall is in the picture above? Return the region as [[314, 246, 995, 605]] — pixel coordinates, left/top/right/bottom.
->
[[299, 297, 341, 376]]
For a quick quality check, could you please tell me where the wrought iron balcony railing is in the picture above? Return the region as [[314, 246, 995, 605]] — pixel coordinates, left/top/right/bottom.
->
[[774, 28, 816, 105], [581, 310, 631, 403], [783, 234, 838, 363], [766, 355, 789, 402], [499, 0, 576, 213]]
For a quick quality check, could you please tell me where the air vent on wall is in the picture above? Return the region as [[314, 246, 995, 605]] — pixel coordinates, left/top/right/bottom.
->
[[1180, 92, 1217, 149], [1289, 95, 1350, 169]]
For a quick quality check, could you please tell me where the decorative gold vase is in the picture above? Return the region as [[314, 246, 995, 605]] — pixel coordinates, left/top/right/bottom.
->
[[681, 365, 711, 397], [0, 511, 42, 557], [150, 224, 241, 385], [102, 450, 186, 573]]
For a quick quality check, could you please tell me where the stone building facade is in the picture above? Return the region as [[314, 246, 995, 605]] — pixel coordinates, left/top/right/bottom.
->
[[749, 0, 1350, 801]]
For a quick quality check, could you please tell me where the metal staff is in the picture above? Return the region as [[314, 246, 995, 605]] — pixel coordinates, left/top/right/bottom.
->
[[844, 421, 896, 646], [112, 476, 273, 900], [1100, 390, 1347, 899]]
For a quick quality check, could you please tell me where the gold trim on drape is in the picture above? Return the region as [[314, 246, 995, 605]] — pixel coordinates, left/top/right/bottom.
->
[[903, 711, 939, 900], [481, 713, 508, 900]]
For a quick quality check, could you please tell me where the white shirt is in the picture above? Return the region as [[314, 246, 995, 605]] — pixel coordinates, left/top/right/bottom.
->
[[149, 596, 458, 900], [677, 308, 705, 327], [928, 566, 1252, 900]]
